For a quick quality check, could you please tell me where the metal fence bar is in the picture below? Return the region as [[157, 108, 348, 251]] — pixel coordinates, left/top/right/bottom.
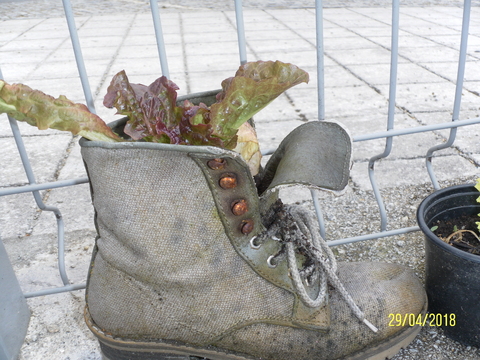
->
[[327, 226, 421, 247], [315, 0, 325, 122], [261, 116, 480, 155], [0, 0, 96, 297], [0, 177, 89, 197], [354, 117, 480, 142], [5, 116, 72, 288], [312, 0, 328, 239], [24, 283, 86, 299], [150, 0, 170, 78], [62, 0, 96, 113], [311, 190, 327, 239], [367, 0, 400, 233], [425, 0, 472, 190], [234, 0, 248, 65]]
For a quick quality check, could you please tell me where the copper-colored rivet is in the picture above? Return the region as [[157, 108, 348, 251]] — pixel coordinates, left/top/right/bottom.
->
[[207, 158, 226, 170], [231, 199, 248, 216], [241, 219, 254, 234], [219, 174, 237, 189]]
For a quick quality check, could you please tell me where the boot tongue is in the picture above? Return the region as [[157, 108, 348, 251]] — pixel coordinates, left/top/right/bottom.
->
[[256, 121, 352, 195]]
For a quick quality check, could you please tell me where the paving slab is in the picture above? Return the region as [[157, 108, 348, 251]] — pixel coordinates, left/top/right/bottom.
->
[[0, 134, 73, 186], [351, 155, 479, 190], [0, 192, 39, 239]]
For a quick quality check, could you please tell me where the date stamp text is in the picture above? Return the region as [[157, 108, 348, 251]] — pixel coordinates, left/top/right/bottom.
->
[[388, 313, 456, 327]]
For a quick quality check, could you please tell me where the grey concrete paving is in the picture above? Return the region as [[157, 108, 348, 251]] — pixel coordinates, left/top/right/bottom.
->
[[0, 1, 480, 359]]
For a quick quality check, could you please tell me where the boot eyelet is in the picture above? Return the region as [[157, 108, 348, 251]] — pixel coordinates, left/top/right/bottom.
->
[[207, 158, 226, 170], [267, 255, 277, 268], [241, 219, 254, 234], [219, 173, 237, 189], [231, 199, 248, 216], [250, 236, 261, 249]]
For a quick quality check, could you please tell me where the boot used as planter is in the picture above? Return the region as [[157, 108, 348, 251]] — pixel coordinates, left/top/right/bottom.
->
[[417, 184, 480, 347], [0, 61, 427, 360], [80, 113, 427, 360]]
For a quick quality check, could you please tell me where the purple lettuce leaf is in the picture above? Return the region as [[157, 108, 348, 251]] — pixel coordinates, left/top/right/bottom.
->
[[103, 70, 230, 146], [103, 70, 179, 142], [175, 100, 224, 147]]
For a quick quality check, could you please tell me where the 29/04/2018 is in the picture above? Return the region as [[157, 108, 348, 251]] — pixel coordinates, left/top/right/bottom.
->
[[388, 313, 456, 327]]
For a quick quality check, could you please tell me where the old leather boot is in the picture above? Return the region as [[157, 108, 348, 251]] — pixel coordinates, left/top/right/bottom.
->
[[80, 119, 426, 360]]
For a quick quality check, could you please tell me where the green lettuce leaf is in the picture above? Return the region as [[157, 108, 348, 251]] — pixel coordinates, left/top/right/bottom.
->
[[0, 80, 121, 142], [209, 60, 309, 139]]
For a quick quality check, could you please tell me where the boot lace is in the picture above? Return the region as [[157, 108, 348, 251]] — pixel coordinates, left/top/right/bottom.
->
[[252, 200, 378, 333]]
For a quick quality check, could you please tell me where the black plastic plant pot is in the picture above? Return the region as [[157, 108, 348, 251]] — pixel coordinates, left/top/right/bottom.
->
[[417, 184, 480, 347]]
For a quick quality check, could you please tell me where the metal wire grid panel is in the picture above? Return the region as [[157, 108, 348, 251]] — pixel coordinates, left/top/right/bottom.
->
[[0, 0, 479, 298]]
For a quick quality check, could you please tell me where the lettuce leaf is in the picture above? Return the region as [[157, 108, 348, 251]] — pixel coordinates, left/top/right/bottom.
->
[[1, 61, 309, 176], [0, 80, 121, 142], [233, 122, 261, 176], [102, 61, 308, 149], [103, 71, 224, 147], [209, 60, 309, 139], [103, 70, 180, 142]]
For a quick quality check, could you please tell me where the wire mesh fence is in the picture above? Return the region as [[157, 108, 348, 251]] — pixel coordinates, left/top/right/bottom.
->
[[0, 0, 479, 300]]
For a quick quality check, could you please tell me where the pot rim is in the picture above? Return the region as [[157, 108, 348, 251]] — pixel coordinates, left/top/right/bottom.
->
[[79, 117, 242, 161], [417, 183, 480, 263]]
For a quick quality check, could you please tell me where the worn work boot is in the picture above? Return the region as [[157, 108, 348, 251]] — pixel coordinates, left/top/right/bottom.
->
[[80, 118, 427, 360]]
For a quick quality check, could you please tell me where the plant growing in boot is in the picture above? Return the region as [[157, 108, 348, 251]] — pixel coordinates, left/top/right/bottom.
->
[[0, 60, 308, 175]]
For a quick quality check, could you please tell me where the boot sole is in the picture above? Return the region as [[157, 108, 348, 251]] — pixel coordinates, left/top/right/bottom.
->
[[88, 306, 425, 360]]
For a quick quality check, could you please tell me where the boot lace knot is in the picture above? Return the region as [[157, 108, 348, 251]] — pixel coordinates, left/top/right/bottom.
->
[[252, 200, 378, 333]]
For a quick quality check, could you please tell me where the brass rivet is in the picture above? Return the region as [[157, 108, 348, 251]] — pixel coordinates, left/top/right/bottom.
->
[[241, 219, 254, 234], [207, 158, 226, 170], [219, 174, 237, 189], [231, 199, 248, 216]]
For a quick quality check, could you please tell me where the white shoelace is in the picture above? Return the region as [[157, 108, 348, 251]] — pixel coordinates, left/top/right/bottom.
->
[[257, 202, 378, 333]]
